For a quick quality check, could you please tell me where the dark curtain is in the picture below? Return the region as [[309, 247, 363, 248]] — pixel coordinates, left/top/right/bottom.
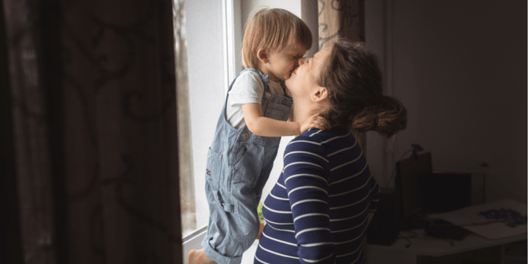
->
[[318, 0, 367, 153], [1, 0, 183, 263]]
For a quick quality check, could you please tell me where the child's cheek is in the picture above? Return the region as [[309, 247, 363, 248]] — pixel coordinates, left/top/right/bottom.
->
[[284, 64, 292, 77], [287, 61, 296, 74]]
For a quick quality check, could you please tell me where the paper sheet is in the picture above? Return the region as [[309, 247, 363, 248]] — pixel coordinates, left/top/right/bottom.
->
[[428, 199, 527, 240]]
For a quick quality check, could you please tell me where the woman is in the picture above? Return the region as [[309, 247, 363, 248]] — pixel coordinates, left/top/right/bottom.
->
[[254, 40, 407, 264]]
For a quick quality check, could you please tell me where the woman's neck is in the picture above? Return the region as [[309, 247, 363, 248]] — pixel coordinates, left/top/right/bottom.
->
[[292, 97, 326, 123]]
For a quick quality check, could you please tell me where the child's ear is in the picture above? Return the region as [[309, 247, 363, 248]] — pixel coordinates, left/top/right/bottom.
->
[[311, 86, 329, 103], [257, 48, 269, 63]]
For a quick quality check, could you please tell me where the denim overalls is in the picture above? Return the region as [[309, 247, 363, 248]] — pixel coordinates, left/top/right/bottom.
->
[[202, 68, 293, 264]]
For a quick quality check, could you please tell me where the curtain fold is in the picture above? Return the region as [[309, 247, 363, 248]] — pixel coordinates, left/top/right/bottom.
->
[[2, 0, 183, 263], [2, 0, 59, 262], [318, 0, 367, 153]]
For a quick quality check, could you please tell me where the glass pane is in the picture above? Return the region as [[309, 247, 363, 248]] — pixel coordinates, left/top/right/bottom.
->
[[173, 0, 197, 237], [174, 0, 228, 238]]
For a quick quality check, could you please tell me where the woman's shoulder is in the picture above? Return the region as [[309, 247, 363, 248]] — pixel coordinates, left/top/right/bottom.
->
[[299, 128, 353, 142]]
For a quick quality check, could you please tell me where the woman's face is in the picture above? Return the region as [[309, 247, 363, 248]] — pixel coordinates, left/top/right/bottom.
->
[[285, 47, 332, 97]]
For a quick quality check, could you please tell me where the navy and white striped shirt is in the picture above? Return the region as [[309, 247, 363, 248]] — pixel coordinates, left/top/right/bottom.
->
[[254, 128, 380, 264]]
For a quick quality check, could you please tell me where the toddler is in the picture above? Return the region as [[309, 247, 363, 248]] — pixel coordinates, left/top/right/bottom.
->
[[188, 8, 327, 264]]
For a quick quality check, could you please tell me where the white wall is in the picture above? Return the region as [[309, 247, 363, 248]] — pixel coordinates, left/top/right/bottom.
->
[[242, 0, 301, 22], [365, 0, 527, 203]]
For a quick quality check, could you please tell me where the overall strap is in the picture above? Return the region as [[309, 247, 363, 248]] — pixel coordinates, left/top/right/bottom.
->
[[252, 68, 271, 97], [280, 81, 291, 98]]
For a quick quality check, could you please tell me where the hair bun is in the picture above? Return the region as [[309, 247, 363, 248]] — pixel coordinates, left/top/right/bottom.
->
[[351, 96, 407, 138], [373, 96, 407, 138]]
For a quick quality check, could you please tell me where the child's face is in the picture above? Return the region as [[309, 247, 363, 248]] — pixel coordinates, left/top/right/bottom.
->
[[286, 47, 331, 98], [266, 37, 307, 82]]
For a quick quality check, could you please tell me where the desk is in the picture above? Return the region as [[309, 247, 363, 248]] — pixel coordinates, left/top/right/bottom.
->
[[366, 229, 526, 264]]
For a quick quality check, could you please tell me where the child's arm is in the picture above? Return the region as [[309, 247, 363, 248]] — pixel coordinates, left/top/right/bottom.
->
[[242, 103, 327, 137]]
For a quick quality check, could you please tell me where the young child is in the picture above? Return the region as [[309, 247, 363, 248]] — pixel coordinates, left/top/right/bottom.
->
[[188, 8, 327, 264]]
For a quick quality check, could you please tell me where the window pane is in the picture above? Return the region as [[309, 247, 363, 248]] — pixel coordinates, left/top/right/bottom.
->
[[173, 0, 196, 237], [174, 0, 228, 237]]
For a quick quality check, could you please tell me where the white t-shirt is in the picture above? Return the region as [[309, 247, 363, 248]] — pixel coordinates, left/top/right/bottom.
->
[[226, 71, 286, 129]]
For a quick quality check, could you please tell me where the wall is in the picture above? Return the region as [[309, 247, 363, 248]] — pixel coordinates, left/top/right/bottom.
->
[[365, 0, 527, 203], [241, 0, 301, 22], [365, 0, 391, 189], [240, 0, 527, 205]]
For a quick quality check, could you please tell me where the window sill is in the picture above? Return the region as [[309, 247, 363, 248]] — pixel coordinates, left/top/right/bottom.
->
[[182, 226, 260, 264]]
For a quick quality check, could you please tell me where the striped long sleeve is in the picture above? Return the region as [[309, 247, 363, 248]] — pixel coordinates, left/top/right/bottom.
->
[[284, 137, 334, 264], [255, 129, 380, 264]]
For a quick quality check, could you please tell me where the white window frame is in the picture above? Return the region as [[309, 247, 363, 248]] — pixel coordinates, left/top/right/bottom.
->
[[224, 0, 243, 90]]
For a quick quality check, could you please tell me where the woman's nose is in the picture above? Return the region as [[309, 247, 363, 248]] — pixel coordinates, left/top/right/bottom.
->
[[298, 57, 308, 65]]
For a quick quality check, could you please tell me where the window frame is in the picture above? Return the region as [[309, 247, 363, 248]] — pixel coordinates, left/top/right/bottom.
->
[[180, 1, 319, 262], [181, 0, 241, 257]]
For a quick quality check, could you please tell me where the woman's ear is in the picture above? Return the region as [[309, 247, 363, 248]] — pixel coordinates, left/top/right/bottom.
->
[[311, 86, 329, 103], [257, 48, 269, 63]]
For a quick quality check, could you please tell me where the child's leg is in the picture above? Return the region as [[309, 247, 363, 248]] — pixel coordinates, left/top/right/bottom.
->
[[202, 183, 259, 264], [202, 140, 274, 263], [188, 249, 216, 264]]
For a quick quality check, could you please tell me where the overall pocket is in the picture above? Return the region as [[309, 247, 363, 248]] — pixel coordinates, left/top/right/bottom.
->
[[205, 147, 223, 190], [231, 142, 249, 168], [231, 143, 264, 189]]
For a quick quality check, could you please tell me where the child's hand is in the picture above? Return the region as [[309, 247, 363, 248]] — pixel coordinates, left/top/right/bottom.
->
[[299, 113, 329, 134]]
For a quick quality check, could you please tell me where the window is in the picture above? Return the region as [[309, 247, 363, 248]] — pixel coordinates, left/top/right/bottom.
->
[[173, 0, 318, 262], [174, 1, 242, 261], [175, 0, 227, 237]]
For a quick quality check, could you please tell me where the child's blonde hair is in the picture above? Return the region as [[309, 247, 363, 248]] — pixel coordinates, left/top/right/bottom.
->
[[242, 8, 312, 69]]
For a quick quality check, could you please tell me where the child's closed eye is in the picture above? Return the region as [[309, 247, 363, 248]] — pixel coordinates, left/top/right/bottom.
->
[[291, 63, 300, 72]]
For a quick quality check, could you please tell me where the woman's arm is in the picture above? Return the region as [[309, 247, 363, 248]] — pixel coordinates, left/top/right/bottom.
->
[[242, 103, 327, 137], [283, 139, 335, 264]]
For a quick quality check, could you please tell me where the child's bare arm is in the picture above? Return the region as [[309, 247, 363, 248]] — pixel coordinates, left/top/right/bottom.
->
[[242, 103, 328, 137]]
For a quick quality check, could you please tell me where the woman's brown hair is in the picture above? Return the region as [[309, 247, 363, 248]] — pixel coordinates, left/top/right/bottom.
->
[[242, 8, 312, 69], [318, 40, 407, 138]]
